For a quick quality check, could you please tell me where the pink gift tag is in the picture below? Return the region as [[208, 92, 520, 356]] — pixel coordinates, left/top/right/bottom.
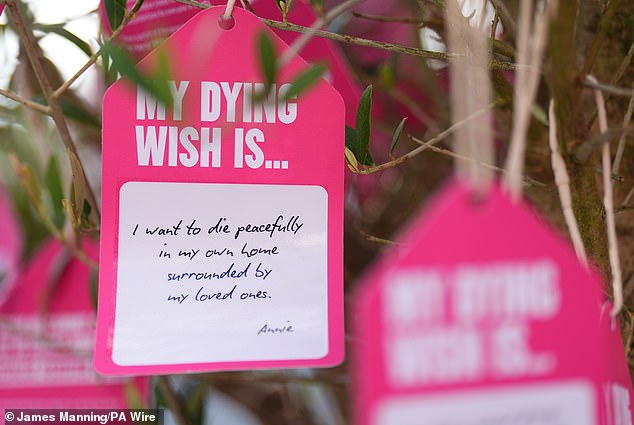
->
[[250, 0, 361, 127], [100, 0, 213, 59], [97, 6, 345, 375], [354, 182, 632, 425], [0, 239, 147, 408], [598, 304, 634, 424], [0, 187, 22, 307]]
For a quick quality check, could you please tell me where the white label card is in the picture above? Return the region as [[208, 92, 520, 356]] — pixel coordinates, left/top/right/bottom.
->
[[373, 381, 595, 425], [113, 182, 328, 366]]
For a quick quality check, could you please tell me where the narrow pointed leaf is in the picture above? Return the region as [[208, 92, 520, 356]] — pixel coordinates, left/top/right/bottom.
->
[[389, 117, 407, 159], [257, 31, 277, 90], [102, 41, 172, 106], [45, 155, 66, 230], [89, 268, 98, 313], [356, 85, 374, 165], [33, 24, 93, 57], [104, 0, 127, 31], [284, 63, 326, 100]]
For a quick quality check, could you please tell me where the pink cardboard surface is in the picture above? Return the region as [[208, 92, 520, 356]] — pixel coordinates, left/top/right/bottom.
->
[[0, 187, 22, 307], [598, 304, 634, 424], [0, 239, 147, 411], [354, 181, 632, 425], [97, 6, 345, 375], [249, 0, 361, 128]]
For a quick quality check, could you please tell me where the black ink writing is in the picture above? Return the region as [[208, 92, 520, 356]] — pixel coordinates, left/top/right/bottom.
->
[[167, 262, 252, 281], [257, 321, 294, 335], [145, 220, 183, 236], [208, 217, 231, 234], [234, 215, 303, 239], [240, 243, 279, 258]]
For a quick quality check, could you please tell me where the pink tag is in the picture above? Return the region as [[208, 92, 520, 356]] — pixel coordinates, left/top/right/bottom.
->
[[100, 0, 213, 59], [354, 182, 632, 425], [97, 6, 345, 374], [599, 304, 634, 424], [0, 239, 148, 408], [0, 187, 22, 307], [250, 0, 361, 127]]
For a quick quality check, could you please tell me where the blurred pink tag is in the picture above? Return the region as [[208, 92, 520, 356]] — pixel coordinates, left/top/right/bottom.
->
[[0, 187, 21, 307], [598, 303, 634, 424], [0, 5, 4, 15], [100, 0, 214, 58], [0, 239, 148, 408], [354, 182, 633, 425], [97, 6, 345, 375]]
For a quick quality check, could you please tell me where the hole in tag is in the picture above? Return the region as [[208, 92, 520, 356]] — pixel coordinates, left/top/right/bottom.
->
[[218, 14, 235, 30]]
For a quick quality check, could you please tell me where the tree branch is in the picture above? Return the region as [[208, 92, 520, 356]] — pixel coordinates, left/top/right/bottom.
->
[[52, 0, 145, 98], [0, 88, 51, 115], [5, 0, 101, 222], [173, 0, 517, 70]]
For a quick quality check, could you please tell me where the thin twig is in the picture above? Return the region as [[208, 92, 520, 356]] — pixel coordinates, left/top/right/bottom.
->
[[611, 92, 634, 177], [5, 0, 101, 222], [589, 74, 623, 317], [351, 11, 423, 24], [0, 88, 51, 115], [408, 134, 544, 187], [279, 0, 361, 68], [612, 40, 634, 86], [158, 377, 189, 425], [548, 100, 587, 264], [490, 8, 500, 40], [52, 0, 145, 98], [356, 104, 495, 174], [173, 0, 517, 70], [574, 124, 634, 163], [582, 78, 634, 98], [360, 230, 402, 247], [623, 186, 634, 207]]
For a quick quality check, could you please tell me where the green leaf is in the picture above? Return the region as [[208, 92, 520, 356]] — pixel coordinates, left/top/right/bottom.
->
[[102, 41, 172, 106], [257, 31, 277, 90], [284, 63, 326, 100], [389, 117, 407, 159], [89, 267, 98, 313], [32, 95, 101, 128], [33, 23, 92, 57], [104, 0, 127, 31], [66, 151, 97, 232], [11, 156, 43, 215], [59, 99, 101, 128], [345, 125, 358, 155], [45, 156, 66, 231], [355, 85, 374, 166]]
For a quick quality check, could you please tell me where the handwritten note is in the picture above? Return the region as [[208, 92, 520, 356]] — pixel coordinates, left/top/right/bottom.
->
[[112, 182, 328, 365]]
